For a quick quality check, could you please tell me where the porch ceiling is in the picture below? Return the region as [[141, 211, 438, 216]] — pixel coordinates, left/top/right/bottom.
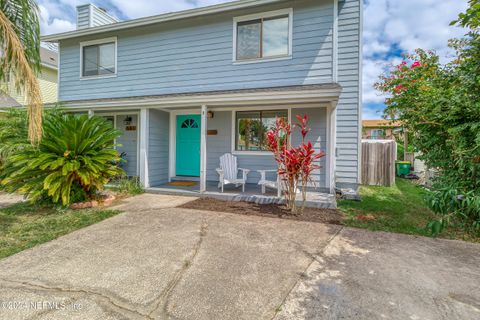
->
[[55, 84, 342, 110]]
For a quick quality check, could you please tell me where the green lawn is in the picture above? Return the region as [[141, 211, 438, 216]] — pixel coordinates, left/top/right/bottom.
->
[[338, 179, 479, 242], [339, 179, 436, 237], [0, 201, 120, 259]]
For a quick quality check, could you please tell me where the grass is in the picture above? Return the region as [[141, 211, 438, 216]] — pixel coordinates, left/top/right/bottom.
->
[[0, 201, 120, 259], [338, 179, 479, 242], [107, 176, 144, 196], [339, 179, 435, 237]]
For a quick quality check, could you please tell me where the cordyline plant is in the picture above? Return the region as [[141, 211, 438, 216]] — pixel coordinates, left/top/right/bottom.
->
[[266, 114, 325, 213]]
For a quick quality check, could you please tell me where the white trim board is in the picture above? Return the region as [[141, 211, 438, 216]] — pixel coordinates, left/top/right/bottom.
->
[[96, 110, 141, 177], [332, 0, 338, 82], [58, 88, 342, 110], [167, 104, 333, 183], [79, 37, 117, 80], [357, 0, 364, 186], [168, 109, 202, 181], [232, 8, 293, 64], [43, 0, 288, 42], [139, 108, 149, 187]]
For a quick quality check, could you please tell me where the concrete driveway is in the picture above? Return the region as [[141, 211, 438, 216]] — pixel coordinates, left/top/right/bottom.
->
[[0, 194, 479, 320]]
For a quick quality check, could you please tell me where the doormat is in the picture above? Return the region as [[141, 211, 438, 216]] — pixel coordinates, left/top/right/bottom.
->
[[168, 181, 197, 187]]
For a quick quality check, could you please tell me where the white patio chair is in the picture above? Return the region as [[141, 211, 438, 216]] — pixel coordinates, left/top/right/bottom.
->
[[216, 153, 250, 192], [257, 170, 282, 197]]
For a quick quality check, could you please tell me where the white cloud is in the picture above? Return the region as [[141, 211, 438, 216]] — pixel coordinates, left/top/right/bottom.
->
[[37, 0, 470, 119], [39, 4, 75, 35], [362, 0, 468, 118], [108, 0, 236, 19]]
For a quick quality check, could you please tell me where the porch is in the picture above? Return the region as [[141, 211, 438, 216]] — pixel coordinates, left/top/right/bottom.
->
[[69, 84, 341, 208], [146, 181, 337, 209]]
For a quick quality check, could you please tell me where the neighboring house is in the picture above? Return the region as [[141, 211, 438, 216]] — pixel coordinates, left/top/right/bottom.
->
[[0, 47, 58, 108], [43, 0, 362, 193], [362, 120, 402, 140]]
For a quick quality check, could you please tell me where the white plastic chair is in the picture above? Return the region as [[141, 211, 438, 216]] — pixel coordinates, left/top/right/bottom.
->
[[216, 153, 250, 192], [257, 170, 282, 197]]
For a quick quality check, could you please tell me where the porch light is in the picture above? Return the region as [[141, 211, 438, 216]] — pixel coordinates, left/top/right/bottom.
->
[[123, 116, 132, 125], [207, 111, 214, 119]]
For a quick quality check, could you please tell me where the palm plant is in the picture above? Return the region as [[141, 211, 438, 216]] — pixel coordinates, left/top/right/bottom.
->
[[0, 0, 43, 143], [1, 114, 124, 205], [0, 108, 30, 169]]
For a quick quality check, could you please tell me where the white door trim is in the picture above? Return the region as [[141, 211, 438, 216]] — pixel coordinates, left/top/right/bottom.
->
[[200, 105, 208, 192], [168, 108, 202, 181], [139, 108, 149, 187]]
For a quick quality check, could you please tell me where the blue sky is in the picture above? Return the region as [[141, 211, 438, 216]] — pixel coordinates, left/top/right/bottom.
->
[[38, 0, 469, 119]]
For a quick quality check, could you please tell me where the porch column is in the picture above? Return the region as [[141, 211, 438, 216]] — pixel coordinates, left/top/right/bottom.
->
[[327, 102, 337, 193], [200, 105, 208, 193], [139, 108, 150, 188]]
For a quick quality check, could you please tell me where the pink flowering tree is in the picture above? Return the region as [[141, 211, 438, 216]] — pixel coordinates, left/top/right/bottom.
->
[[266, 115, 325, 213], [375, 46, 480, 235]]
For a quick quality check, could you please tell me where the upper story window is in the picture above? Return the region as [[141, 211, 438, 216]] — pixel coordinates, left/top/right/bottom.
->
[[80, 37, 117, 79], [234, 9, 293, 63]]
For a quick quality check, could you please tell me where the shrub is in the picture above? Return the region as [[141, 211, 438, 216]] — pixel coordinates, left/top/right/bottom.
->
[[111, 175, 144, 196], [374, 2, 480, 235], [1, 114, 123, 205], [0, 108, 31, 170], [426, 176, 480, 236]]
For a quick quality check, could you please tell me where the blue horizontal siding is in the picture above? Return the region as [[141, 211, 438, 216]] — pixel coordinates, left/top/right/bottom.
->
[[335, 0, 361, 188], [59, 0, 335, 101], [96, 111, 139, 177], [149, 109, 170, 186], [205, 108, 327, 188]]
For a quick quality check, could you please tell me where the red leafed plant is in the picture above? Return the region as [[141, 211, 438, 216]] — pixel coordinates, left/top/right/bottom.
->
[[266, 114, 326, 213]]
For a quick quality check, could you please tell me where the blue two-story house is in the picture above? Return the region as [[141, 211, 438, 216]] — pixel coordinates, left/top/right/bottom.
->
[[43, 0, 362, 196]]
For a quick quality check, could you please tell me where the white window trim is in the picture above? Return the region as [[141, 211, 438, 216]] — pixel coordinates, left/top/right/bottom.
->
[[79, 37, 117, 80], [232, 8, 293, 64], [230, 106, 291, 156]]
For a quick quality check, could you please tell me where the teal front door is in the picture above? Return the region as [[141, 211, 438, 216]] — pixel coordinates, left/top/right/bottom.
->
[[176, 115, 201, 176]]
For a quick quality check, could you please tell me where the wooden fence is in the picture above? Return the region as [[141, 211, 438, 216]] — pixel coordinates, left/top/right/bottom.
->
[[361, 140, 397, 187]]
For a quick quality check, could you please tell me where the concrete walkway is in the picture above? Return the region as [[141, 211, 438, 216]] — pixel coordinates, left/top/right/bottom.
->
[[0, 192, 24, 209], [0, 194, 478, 319]]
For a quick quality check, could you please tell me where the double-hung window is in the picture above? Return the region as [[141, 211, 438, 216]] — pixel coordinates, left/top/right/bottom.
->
[[81, 38, 116, 78], [234, 9, 293, 62], [235, 110, 288, 152]]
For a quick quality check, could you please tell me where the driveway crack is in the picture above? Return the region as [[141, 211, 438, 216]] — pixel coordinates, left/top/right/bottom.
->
[[270, 226, 344, 320], [148, 220, 209, 319], [0, 278, 150, 320]]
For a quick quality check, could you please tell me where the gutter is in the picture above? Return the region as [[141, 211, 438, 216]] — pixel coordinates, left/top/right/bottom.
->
[[42, 0, 287, 42], [50, 87, 342, 110], [41, 63, 58, 71]]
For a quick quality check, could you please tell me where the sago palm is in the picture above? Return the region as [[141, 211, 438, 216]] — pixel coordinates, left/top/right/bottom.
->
[[1, 115, 124, 205], [0, 0, 43, 143], [0, 108, 30, 168]]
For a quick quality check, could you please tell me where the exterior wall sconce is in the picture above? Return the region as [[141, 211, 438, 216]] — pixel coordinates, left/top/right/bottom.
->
[[123, 116, 132, 125], [207, 111, 214, 119]]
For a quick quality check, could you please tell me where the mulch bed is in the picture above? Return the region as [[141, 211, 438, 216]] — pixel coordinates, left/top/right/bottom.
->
[[179, 198, 345, 225]]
